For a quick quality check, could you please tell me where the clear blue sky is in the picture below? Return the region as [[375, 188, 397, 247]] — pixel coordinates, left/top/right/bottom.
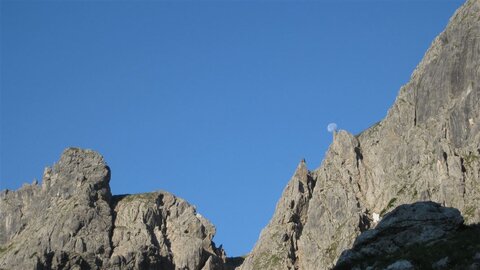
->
[[1, 0, 463, 257]]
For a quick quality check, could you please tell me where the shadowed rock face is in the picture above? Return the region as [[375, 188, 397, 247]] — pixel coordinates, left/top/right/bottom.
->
[[0, 148, 226, 270], [239, 0, 480, 269], [334, 202, 480, 270]]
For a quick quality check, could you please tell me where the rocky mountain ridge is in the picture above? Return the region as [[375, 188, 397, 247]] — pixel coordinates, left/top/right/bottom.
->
[[1, 0, 479, 269], [238, 0, 479, 269], [0, 148, 230, 270]]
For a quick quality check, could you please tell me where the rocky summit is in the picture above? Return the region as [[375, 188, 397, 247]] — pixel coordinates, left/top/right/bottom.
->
[[0, 148, 229, 270], [1, 0, 479, 269]]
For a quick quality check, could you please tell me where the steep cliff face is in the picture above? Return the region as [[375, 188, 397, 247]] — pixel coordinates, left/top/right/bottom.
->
[[0, 148, 226, 270], [239, 0, 480, 269]]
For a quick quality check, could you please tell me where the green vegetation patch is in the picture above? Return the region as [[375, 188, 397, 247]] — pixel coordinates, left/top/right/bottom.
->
[[267, 254, 281, 268], [326, 240, 340, 263], [464, 152, 479, 167], [380, 198, 397, 217], [253, 252, 282, 269], [463, 205, 476, 223], [0, 244, 14, 256], [29, 252, 38, 259], [117, 192, 159, 204], [396, 185, 407, 195]]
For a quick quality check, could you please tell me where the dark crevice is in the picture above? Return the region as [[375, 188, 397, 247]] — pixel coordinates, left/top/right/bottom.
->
[[354, 146, 363, 168], [157, 195, 175, 270], [43, 251, 54, 270], [443, 152, 449, 174], [357, 182, 363, 193], [414, 101, 418, 127], [460, 158, 467, 198], [197, 253, 210, 270], [307, 173, 317, 199], [298, 181, 305, 194], [460, 158, 467, 173], [358, 212, 371, 233], [108, 194, 128, 258]]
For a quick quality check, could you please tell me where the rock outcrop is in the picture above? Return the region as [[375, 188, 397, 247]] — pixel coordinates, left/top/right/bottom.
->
[[0, 148, 227, 270], [334, 202, 480, 270], [0, 148, 113, 269], [108, 192, 225, 270], [239, 0, 480, 269]]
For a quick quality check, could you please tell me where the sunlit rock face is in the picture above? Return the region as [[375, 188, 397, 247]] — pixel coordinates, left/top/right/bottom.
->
[[0, 148, 114, 269], [0, 148, 227, 270], [239, 0, 480, 269]]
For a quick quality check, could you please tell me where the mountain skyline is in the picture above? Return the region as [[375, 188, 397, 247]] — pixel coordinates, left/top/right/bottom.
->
[[0, 0, 465, 257]]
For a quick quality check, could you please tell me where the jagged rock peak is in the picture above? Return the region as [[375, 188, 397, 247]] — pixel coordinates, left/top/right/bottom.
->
[[0, 148, 114, 269], [293, 158, 308, 180], [42, 147, 112, 199], [0, 148, 228, 270]]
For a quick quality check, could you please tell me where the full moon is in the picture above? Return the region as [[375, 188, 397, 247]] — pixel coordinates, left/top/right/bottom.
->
[[327, 123, 337, 133]]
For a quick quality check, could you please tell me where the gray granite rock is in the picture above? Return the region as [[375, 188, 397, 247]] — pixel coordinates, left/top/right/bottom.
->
[[107, 192, 226, 270], [0, 148, 226, 270], [0, 148, 113, 269], [239, 0, 480, 269]]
